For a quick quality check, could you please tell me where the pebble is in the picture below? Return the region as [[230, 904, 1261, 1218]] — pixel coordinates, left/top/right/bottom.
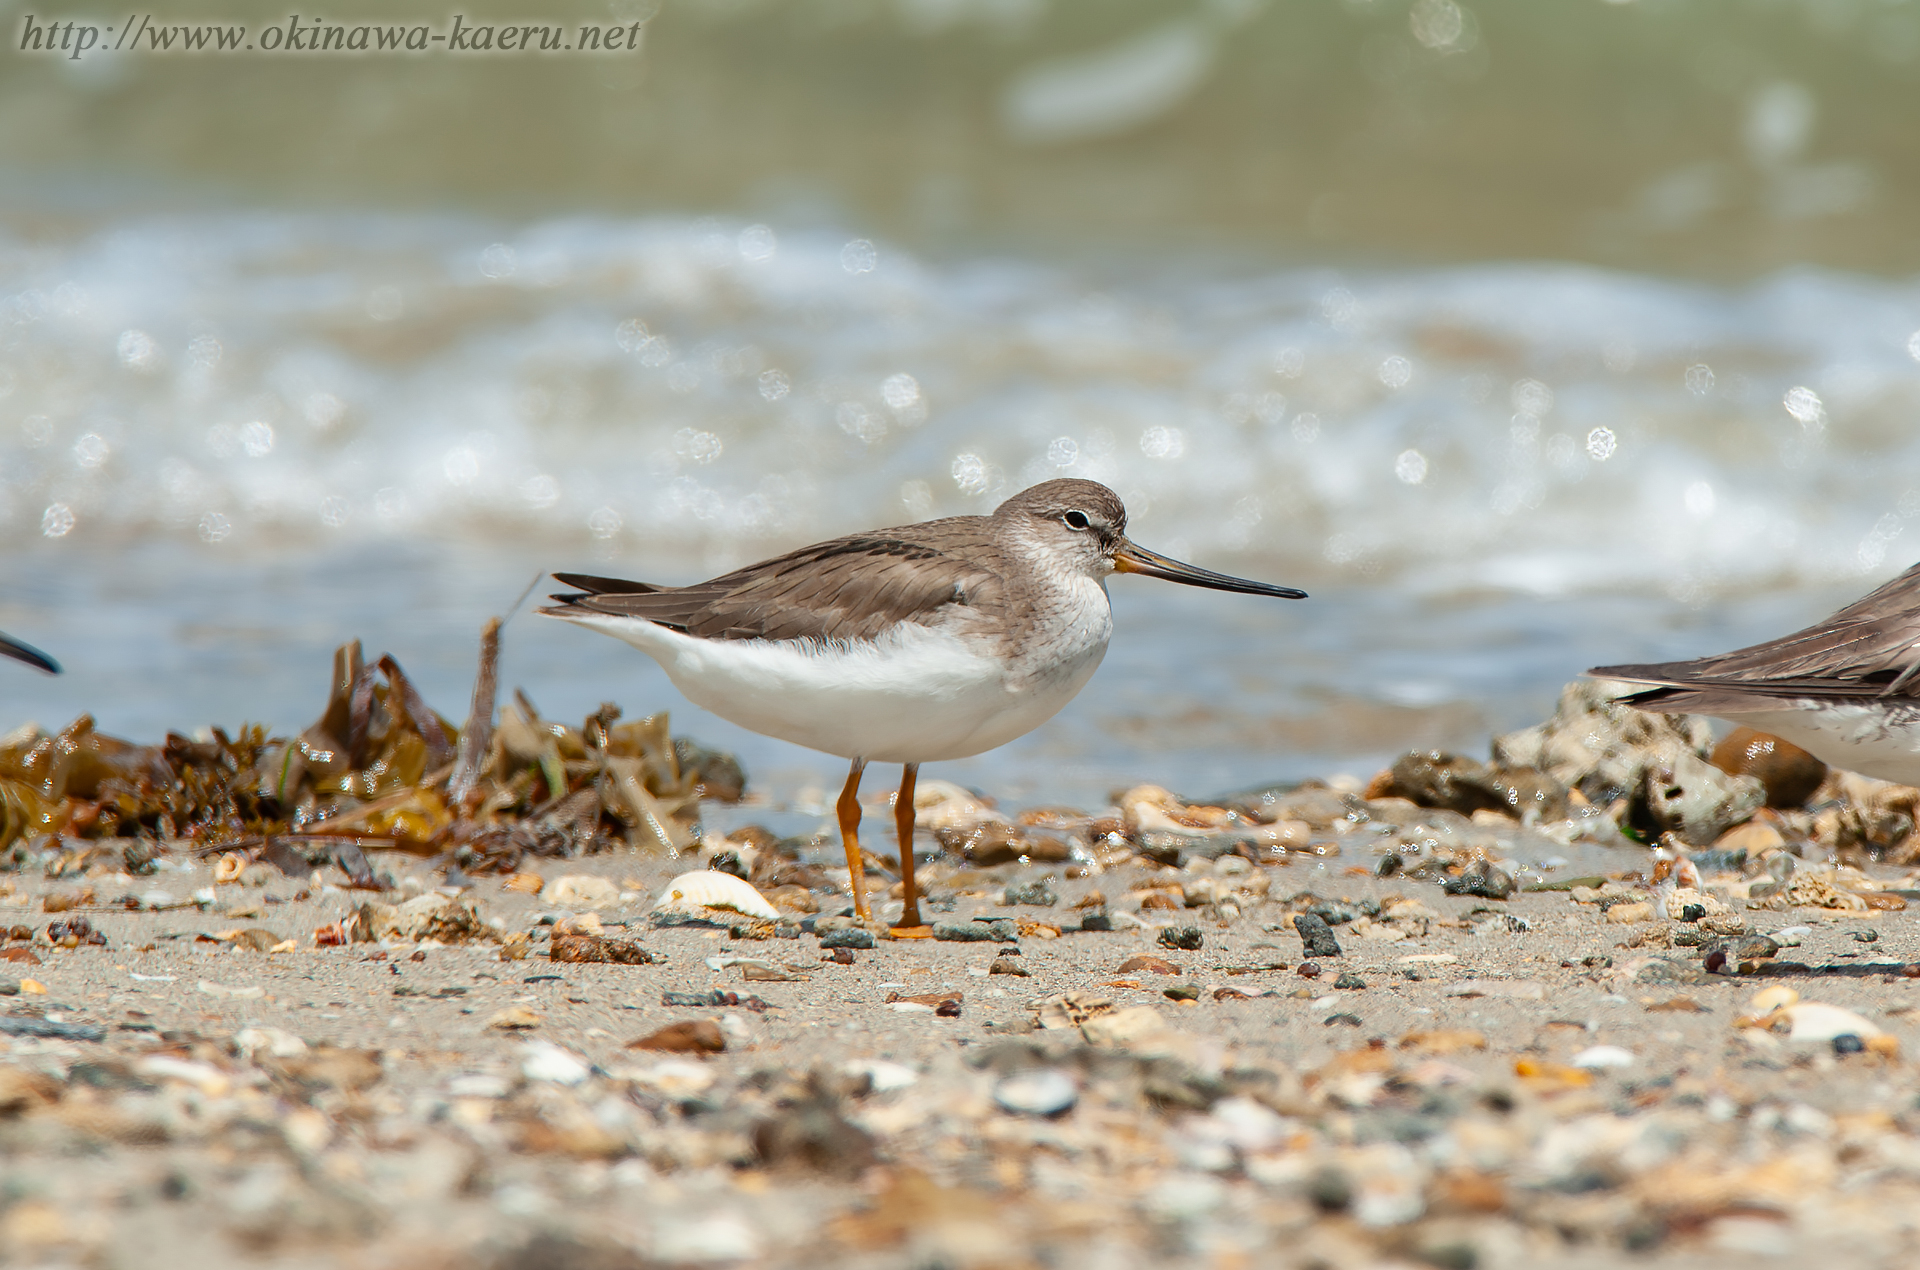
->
[[627, 1020, 726, 1054], [542, 875, 621, 909], [819, 928, 876, 950], [1334, 973, 1367, 990], [1157, 926, 1203, 951], [1294, 914, 1344, 958], [1441, 859, 1515, 900], [993, 1069, 1078, 1117], [1710, 726, 1828, 808], [520, 1041, 590, 1085], [1004, 879, 1058, 907]]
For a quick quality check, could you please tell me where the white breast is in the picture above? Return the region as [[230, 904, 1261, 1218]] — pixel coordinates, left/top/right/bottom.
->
[[549, 602, 1111, 764]]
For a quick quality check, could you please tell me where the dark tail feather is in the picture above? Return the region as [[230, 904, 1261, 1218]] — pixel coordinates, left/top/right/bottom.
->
[[551, 572, 662, 597]]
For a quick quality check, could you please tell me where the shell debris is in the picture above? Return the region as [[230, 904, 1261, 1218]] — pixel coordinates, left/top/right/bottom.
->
[[653, 870, 779, 920]]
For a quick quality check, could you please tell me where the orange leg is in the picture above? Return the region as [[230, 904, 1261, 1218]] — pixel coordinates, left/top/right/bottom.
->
[[837, 758, 869, 921], [894, 763, 923, 931]]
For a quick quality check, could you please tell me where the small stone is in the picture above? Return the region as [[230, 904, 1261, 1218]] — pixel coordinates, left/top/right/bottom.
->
[[828, 946, 855, 964], [549, 935, 654, 965], [231, 928, 282, 953], [1606, 901, 1655, 925], [1035, 991, 1114, 1029], [42, 887, 93, 914], [1853, 929, 1879, 943], [1297, 961, 1321, 978], [628, 1020, 726, 1054], [935, 820, 1030, 867], [1077, 913, 1113, 932], [488, 1006, 542, 1030], [1710, 727, 1828, 809], [989, 956, 1030, 976], [1834, 1034, 1867, 1055], [1294, 914, 1343, 958], [1158, 926, 1203, 951], [542, 875, 621, 909], [931, 921, 1002, 942], [1334, 972, 1367, 990], [1307, 1165, 1353, 1210], [1163, 984, 1200, 1001], [1634, 750, 1765, 846], [1705, 934, 1781, 975], [820, 928, 876, 950], [1442, 859, 1515, 900], [1324, 1012, 1363, 1027], [1004, 879, 1058, 907], [1080, 1005, 1165, 1046], [1117, 955, 1182, 975], [1679, 904, 1705, 923], [993, 1069, 1077, 1117]]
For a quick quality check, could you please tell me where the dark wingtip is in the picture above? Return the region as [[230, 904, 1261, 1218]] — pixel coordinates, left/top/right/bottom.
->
[[0, 633, 59, 675], [551, 571, 660, 596]]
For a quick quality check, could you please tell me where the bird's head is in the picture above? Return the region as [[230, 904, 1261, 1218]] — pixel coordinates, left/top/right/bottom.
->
[[994, 478, 1306, 599]]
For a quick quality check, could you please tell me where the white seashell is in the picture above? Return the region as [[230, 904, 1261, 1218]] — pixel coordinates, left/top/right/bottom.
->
[[1782, 1001, 1881, 1043], [654, 870, 777, 920], [520, 1040, 590, 1085], [1571, 1045, 1635, 1069], [843, 1059, 918, 1092]]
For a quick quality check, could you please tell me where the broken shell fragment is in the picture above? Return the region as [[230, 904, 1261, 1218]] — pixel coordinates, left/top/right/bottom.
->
[[654, 870, 778, 921]]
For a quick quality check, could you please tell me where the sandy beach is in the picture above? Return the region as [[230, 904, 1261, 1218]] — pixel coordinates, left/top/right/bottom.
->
[[6, 664, 1920, 1270]]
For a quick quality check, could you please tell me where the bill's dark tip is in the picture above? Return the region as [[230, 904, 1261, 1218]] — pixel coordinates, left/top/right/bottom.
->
[[1112, 540, 1307, 600], [0, 633, 59, 675]]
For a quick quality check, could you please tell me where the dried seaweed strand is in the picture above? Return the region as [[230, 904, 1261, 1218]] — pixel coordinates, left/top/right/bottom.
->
[[449, 617, 501, 811]]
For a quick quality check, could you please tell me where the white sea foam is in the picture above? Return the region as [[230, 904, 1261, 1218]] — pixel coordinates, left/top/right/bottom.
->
[[5, 216, 1919, 598]]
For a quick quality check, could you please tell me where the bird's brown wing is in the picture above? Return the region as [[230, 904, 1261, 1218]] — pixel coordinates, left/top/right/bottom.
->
[[1592, 562, 1920, 707], [544, 529, 1009, 643]]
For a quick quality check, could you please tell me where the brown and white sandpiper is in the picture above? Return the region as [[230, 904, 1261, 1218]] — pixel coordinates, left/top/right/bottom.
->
[[1592, 561, 1920, 785], [0, 632, 57, 674], [541, 477, 1305, 930]]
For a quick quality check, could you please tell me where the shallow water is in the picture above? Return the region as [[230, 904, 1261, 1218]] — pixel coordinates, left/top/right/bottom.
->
[[4, 208, 1916, 806]]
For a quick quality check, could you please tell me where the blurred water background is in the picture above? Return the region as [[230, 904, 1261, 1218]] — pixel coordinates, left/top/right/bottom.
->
[[4, 0, 1920, 807]]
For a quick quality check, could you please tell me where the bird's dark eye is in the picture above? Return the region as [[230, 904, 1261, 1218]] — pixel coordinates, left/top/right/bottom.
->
[[1063, 510, 1091, 531]]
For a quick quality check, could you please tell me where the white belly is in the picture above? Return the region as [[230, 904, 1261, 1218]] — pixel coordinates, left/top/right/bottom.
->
[[548, 610, 1109, 763], [1730, 702, 1920, 786]]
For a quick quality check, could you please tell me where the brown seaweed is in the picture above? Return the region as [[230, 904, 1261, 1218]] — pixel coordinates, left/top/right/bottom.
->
[[0, 623, 744, 872]]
